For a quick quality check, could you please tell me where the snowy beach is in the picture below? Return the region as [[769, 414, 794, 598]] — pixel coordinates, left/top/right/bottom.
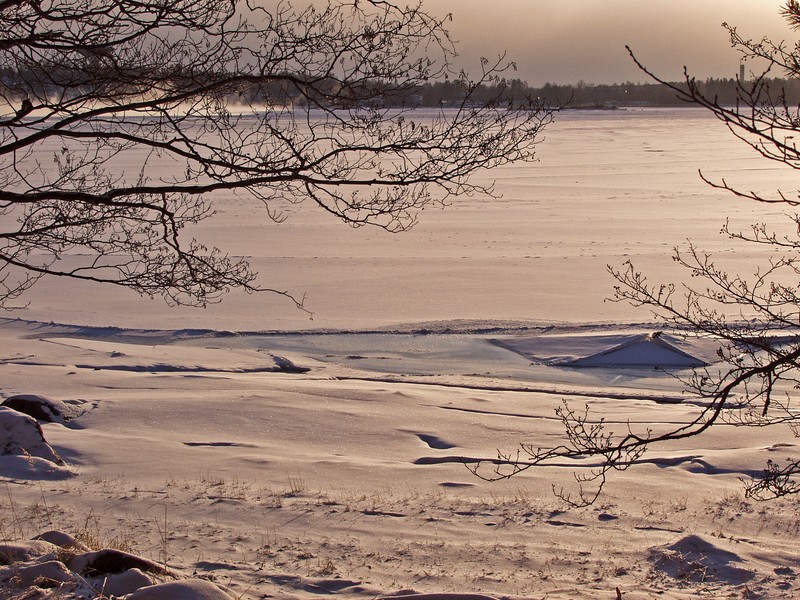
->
[[2, 108, 800, 598]]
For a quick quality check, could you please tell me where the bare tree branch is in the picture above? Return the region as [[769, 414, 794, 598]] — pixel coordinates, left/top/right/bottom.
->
[[473, 0, 800, 505], [0, 0, 555, 309]]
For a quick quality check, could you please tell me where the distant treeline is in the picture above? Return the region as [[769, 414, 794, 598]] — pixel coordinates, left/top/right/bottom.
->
[[234, 76, 800, 109], [4, 64, 800, 109], [255, 76, 800, 109], [415, 77, 800, 109]]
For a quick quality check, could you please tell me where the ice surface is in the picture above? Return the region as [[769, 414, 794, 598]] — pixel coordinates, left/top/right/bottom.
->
[[10, 107, 793, 331]]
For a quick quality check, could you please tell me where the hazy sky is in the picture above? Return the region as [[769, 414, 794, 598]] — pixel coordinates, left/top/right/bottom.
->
[[426, 1, 791, 85]]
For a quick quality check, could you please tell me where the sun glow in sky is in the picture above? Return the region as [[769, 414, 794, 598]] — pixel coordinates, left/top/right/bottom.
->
[[427, 0, 790, 85]]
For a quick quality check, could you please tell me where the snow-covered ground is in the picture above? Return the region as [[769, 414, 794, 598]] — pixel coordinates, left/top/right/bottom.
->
[[2, 108, 799, 599]]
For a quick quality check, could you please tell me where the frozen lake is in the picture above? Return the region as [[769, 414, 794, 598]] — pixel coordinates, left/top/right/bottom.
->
[[14, 107, 792, 332]]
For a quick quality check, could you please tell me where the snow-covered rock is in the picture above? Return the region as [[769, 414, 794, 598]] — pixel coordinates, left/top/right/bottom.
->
[[69, 548, 169, 576], [33, 530, 91, 553], [2, 394, 82, 425], [0, 540, 58, 564], [0, 406, 63, 464], [12, 559, 72, 587], [96, 567, 154, 597]]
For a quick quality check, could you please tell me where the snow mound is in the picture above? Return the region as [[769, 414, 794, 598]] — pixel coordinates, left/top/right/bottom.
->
[[649, 534, 755, 584], [0, 454, 74, 479], [123, 578, 235, 599], [571, 332, 707, 368], [494, 329, 719, 368]]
